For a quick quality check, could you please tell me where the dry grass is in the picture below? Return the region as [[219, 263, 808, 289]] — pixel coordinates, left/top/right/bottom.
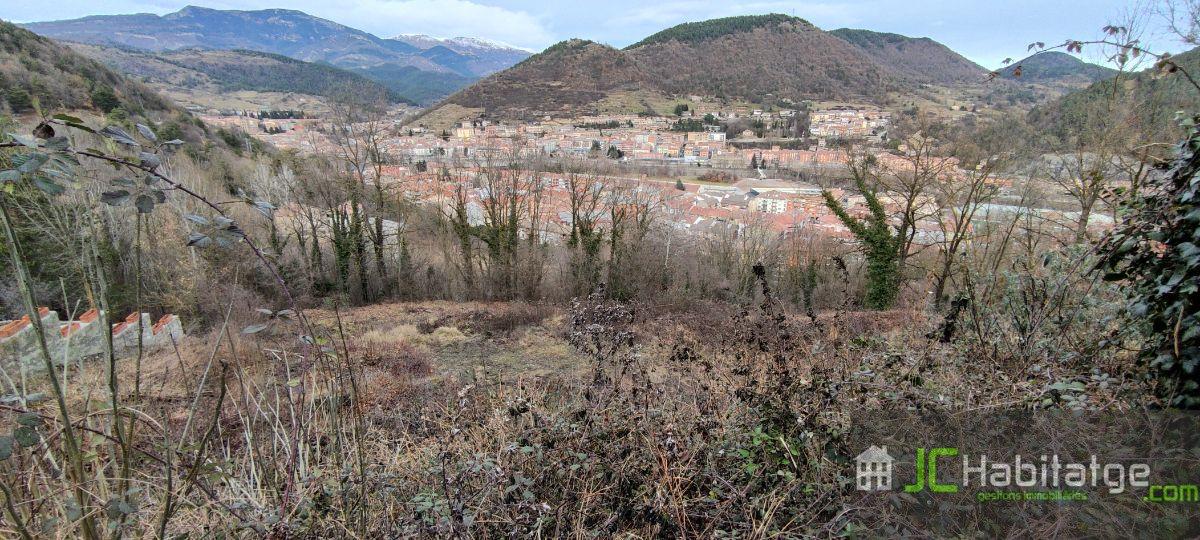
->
[[0, 293, 1174, 537]]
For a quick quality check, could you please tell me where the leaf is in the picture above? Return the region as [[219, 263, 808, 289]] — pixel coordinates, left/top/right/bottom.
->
[[0, 436, 12, 461], [136, 123, 157, 143], [33, 122, 55, 139], [52, 114, 84, 124], [33, 176, 65, 196], [16, 412, 41, 427], [253, 200, 276, 218], [101, 190, 131, 206], [139, 152, 161, 170], [161, 139, 185, 147], [43, 136, 70, 151], [242, 323, 270, 335], [134, 194, 156, 214], [6, 132, 36, 147], [0, 170, 19, 184], [186, 233, 212, 248], [15, 152, 49, 174], [184, 214, 210, 226], [99, 126, 138, 147], [13, 426, 39, 447]]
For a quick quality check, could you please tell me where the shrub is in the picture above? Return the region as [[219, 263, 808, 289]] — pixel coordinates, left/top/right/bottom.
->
[[1097, 117, 1200, 406]]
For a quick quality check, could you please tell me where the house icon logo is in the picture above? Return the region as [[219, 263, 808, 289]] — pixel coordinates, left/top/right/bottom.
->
[[856, 445, 895, 491]]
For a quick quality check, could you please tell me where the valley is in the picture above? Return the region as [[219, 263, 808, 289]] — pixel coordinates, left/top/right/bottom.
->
[[0, 2, 1197, 538]]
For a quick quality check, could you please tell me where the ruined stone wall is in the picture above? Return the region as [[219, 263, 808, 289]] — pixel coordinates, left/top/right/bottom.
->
[[0, 308, 184, 372]]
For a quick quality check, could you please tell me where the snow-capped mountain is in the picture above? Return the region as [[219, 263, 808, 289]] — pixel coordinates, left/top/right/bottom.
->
[[391, 34, 532, 76]]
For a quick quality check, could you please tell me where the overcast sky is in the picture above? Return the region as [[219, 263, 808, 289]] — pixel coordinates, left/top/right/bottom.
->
[[0, 0, 1185, 68]]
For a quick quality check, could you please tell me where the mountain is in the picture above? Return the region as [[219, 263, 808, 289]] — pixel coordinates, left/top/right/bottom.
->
[[0, 20, 172, 115], [829, 28, 987, 84], [442, 39, 650, 119], [1030, 47, 1200, 141], [435, 15, 896, 122], [68, 44, 411, 107], [19, 6, 530, 104], [996, 51, 1118, 85], [391, 35, 531, 76]]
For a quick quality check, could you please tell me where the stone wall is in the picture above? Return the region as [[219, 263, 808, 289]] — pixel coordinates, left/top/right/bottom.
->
[[0, 308, 184, 372]]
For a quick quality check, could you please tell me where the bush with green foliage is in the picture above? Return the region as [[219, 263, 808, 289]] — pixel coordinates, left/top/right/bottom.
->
[[4, 88, 32, 113], [1097, 116, 1200, 406], [89, 86, 120, 113]]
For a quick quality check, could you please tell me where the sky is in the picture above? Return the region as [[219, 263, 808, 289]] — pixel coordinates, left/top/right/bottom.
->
[[0, 0, 1186, 68]]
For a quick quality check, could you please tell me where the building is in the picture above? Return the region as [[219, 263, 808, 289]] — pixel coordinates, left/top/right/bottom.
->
[[856, 445, 895, 491]]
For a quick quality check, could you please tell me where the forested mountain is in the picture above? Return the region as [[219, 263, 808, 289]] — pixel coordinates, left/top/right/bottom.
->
[[996, 51, 1118, 85], [19, 6, 530, 104], [437, 15, 899, 121], [830, 28, 988, 84], [443, 39, 650, 119], [0, 20, 172, 115], [1030, 47, 1200, 142], [69, 44, 411, 105]]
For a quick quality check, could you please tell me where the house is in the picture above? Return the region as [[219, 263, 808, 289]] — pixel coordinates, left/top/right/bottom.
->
[[855, 445, 895, 491]]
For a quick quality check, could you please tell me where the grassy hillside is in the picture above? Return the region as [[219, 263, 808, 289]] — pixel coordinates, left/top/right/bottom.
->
[[0, 20, 172, 114]]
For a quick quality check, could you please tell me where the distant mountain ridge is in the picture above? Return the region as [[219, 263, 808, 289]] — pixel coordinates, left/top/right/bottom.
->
[[68, 44, 411, 106], [996, 51, 1118, 85], [1030, 47, 1200, 140], [19, 6, 531, 104], [830, 28, 987, 84], [434, 15, 951, 121]]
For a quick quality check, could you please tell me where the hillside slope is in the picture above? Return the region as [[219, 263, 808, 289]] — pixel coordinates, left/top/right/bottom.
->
[[830, 28, 987, 84], [437, 15, 900, 121], [1030, 47, 1200, 141], [69, 45, 411, 106], [443, 39, 650, 119], [0, 20, 172, 114], [20, 6, 530, 103], [996, 51, 1117, 85], [628, 16, 891, 103]]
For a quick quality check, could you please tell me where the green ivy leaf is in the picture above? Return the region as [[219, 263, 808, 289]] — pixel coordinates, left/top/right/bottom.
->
[[16, 412, 41, 427], [14, 426, 39, 447], [134, 194, 156, 214], [101, 190, 131, 206]]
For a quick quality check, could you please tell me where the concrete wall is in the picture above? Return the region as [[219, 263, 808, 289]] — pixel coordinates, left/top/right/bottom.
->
[[0, 308, 184, 372]]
